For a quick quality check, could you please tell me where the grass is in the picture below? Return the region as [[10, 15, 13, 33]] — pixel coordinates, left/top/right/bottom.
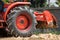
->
[[33, 28, 60, 35]]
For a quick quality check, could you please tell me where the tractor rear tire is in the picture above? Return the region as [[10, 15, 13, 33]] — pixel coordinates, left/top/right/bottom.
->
[[6, 6, 37, 37]]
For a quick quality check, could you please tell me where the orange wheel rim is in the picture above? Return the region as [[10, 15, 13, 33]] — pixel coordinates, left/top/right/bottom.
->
[[16, 12, 32, 31]]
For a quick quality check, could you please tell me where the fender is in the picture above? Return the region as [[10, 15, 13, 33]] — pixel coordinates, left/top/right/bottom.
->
[[4, 2, 30, 21]]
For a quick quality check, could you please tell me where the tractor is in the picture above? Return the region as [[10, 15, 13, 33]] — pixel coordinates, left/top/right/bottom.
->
[[0, 0, 57, 37]]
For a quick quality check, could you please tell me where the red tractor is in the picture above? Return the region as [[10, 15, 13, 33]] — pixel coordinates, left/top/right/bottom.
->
[[0, 0, 57, 37]]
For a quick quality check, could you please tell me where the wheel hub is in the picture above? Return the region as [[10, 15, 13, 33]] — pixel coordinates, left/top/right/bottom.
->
[[16, 15, 29, 30], [20, 20, 24, 24]]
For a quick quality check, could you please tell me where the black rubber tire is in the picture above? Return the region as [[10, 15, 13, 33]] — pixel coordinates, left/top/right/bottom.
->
[[6, 6, 37, 37]]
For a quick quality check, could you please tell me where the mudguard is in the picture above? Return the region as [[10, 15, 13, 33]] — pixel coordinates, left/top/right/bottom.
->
[[4, 2, 30, 21]]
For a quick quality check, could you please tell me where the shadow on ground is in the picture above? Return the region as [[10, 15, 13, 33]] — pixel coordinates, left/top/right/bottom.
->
[[0, 28, 60, 38], [0, 28, 12, 38]]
